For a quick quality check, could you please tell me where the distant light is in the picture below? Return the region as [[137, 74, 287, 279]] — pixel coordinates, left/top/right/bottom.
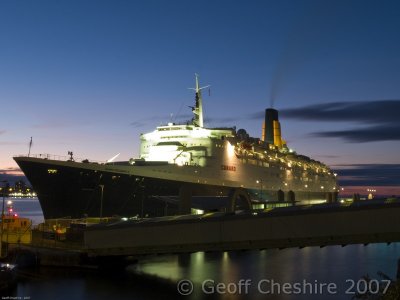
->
[[7, 200, 12, 205], [321, 186, 324, 189], [334, 173, 337, 177], [121, 217, 128, 221], [304, 184, 308, 188], [192, 209, 204, 215], [256, 180, 260, 184]]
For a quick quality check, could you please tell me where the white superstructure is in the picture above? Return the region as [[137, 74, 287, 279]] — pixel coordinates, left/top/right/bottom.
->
[[136, 75, 337, 203]]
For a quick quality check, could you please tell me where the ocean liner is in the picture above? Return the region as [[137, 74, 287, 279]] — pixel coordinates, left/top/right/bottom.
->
[[14, 75, 338, 219]]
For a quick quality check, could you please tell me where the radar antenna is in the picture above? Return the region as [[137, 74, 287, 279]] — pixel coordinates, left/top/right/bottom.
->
[[67, 151, 74, 162], [188, 73, 210, 127]]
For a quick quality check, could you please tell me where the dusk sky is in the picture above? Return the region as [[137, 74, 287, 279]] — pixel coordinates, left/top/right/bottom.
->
[[1, 0, 400, 194]]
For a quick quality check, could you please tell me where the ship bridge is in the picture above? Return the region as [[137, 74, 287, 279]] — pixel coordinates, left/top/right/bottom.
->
[[139, 124, 235, 166], [138, 75, 235, 166]]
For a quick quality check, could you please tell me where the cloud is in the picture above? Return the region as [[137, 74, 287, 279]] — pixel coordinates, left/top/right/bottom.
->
[[334, 164, 400, 186], [0, 130, 6, 135], [280, 100, 400, 123], [0, 167, 28, 185], [0, 167, 24, 178], [310, 124, 400, 142], [0, 174, 27, 185], [128, 100, 400, 143], [0, 167, 22, 173], [280, 100, 400, 143]]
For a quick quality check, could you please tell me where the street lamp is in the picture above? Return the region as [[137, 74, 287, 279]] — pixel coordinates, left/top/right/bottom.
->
[[5, 200, 12, 244], [256, 180, 263, 200], [1, 180, 8, 257], [7, 200, 12, 216], [99, 185, 104, 222]]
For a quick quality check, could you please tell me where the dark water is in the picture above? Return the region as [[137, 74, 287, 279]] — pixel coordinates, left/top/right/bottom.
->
[[3, 198, 399, 299]]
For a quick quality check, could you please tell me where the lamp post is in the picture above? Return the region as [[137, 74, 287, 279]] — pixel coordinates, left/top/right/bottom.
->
[[256, 180, 263, 201], [1, 180, 8, 257], [99, 185, 104, 222], [7, 200, 13, 216], [6, 200, 12, 244]]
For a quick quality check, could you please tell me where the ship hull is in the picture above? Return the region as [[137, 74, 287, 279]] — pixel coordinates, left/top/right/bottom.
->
[[14, 157, 235, 219], [15, 156, 332, 219]]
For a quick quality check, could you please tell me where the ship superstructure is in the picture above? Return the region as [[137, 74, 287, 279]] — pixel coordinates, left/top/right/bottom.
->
[[14, 75, 338, 219]]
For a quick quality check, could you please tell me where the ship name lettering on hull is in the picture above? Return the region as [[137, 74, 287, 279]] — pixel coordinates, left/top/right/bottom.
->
[[221, 165, 236, 172]]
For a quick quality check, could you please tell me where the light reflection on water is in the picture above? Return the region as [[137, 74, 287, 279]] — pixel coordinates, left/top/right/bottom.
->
[[3, 198, 400, 299], [129, 244, 400, 300]]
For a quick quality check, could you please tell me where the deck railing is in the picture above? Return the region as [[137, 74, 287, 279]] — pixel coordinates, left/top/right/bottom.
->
[[16, 153, 106, 164]]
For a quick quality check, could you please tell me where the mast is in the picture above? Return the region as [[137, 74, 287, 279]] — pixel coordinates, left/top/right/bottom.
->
[[189, 74, 209, 128]]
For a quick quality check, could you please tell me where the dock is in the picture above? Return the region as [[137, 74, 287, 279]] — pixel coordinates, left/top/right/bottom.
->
[[6, 199, 400, 268]]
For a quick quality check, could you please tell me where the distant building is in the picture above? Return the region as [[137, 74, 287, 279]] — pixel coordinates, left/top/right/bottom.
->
[[14, 180, 27, 193], [1, 180, 36, 197]]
